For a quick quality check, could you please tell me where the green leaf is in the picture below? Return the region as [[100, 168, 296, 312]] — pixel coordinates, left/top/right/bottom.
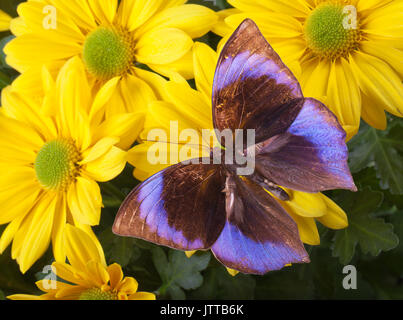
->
[[0, 70, 10, 89], [348, 121, 403, 194], [190, 266, 256, 300], [98, 228, 140, 268], [0, 35, 14, 69], [0, 289, 5, 300], [152, 248, 210, 299], [332, 189, 399, 264]]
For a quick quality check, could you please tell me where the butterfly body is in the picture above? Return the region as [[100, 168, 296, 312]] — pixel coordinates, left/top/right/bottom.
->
[[113, 19, 356, 275]]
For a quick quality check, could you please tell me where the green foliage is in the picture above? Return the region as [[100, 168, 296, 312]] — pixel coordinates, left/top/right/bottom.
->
[[191, 266, 256, 300], [349, 121, 403, 194], [152, 248, 211, 299], [332, 189, 399, 264]]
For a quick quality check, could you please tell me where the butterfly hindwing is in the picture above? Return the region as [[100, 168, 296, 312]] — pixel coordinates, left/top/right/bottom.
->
[[211, 175, 310, 275], [212, 19, 304, 145], [254, 98, 357, 192], [112, 159, 226, 251]]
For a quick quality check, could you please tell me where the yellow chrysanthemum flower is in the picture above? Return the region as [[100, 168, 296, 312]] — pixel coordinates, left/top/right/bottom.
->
[[214, 0, 403, 140], [4, 0, 218, 116], [128, 42, 349, 258], [8, 225, 155, 300], [0, 9, 11, 31], [0, 57, 144, 273]]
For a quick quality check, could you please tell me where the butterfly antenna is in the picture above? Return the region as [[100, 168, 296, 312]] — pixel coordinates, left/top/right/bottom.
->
[[140, 139, 212, 154]]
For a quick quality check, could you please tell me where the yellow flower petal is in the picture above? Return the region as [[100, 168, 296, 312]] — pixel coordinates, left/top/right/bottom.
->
[[282, 202, 320, 245], [51, 0, 97, 31], [360, 41, 403, 78], [107, 263, 124, 289], [133, 67, 171, 101], [117, 74, 156, 114], [18, 194, 57, 273], [137, 4, 218, 38], [301, 58, 331, 98], [2, 86, 57, 141], [52, 262, 89, 287], [81, 137, 120, 165], [84, 146, 127, 182], [212, 8, 240, 36], [92, 112, 145, 150], [90, 77, 120, 125], [67, 177, 102, 226], [17, 1, 84, 42], [118, 0, 164, 31], [164, 81, 212, 129], [286, 190, 327, 218], [228, 0, 310, 17], [51, 196, 67, 263], [4, 34, 81, 73], [193, 42, 217, 102], [128, 292, 156, 300], [185, 251, 196, 258], [116, 277, 138, 295], [88, 0, 118, 25], [226, 268, 239, 277], [9, 17, 28, 36], [0, 212, 26, 254], [7, 294, 43, 300], [0, 9, 11, 31], [135, 28, 193, 65], [85, 260, 110, 288], [225, 12, 303, 39], [316, 194, 348, 230], [361, 91, 387, 130], [64, 224, 105, 271], [326, 58, 362, 131], [0, 177, 40, 225], [147, 48, 194, 80], [350, 51, 403, 117]]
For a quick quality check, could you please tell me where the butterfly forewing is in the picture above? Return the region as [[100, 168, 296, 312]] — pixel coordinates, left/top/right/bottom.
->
[[113, 159, 226, 251], [212, 19, 304, 145]]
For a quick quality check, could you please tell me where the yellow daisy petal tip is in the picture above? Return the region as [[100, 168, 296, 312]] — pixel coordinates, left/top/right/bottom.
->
[[185, 250, 196, 258], [226, 268, 239, 277]]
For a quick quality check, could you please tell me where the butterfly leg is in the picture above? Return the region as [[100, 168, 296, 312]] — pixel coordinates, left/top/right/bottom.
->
[[250, 173, 290, 201]]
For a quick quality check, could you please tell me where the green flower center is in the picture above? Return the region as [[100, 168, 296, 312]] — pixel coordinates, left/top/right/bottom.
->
[[34, 139, 81, 191], [304, 3, 361, 60], [83, 26, 135, 80], [79, 288, 118, 300]]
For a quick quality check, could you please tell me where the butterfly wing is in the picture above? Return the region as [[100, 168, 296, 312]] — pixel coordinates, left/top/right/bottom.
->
[[211, 174, 309, 275], [212, 18, 304, 145], [112, 159, 226, 251], [254, 98, 357, 193]]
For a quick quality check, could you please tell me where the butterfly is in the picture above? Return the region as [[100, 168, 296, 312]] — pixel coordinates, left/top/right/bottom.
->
[[112, 19, 357, 275]]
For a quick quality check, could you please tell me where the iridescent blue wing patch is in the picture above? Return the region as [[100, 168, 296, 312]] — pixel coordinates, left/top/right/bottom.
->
[[113, 159, 226, 251], [254, 98, 357, 193]]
